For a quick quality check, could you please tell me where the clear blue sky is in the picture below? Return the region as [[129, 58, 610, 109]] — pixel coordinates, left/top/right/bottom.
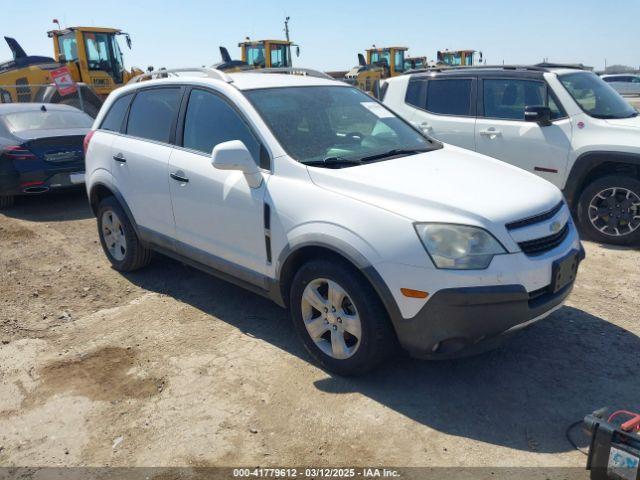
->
[[1, 0, 639, 72]]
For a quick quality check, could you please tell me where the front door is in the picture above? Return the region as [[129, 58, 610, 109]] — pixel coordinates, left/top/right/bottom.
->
[[474, 78, 573, 188], [168, 88, 268, 284]]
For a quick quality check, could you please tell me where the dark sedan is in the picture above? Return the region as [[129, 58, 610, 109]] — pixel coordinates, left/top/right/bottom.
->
[[0, 103, 92, 208]]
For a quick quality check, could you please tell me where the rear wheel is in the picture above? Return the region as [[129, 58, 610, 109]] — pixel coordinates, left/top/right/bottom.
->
[[576, 175, 640, 246], [0, 195, 14, 209], [97, 196, 152, 271], [58, 96, 100, 118], [289, 258, 395, 376]]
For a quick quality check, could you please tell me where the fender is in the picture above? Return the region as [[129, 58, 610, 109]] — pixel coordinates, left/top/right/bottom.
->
[[274, 233, 403, 327], [33, 84, 103, 116], [563, 151, 640, 207], [87, 173, 141, 240]]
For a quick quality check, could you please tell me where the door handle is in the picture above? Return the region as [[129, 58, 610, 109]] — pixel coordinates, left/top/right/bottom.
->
[[170, 171, 189, 183], [112, 153, 126, 163], [479, 129, 502, 137]]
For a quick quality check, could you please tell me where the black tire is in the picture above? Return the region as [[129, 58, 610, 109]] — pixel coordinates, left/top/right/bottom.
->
[[96, 196, 152, 271], [289, 258, 396, 376], [576, 175, 640, 246], [0, 195, 15, 209], [58, 96, 100, 118]]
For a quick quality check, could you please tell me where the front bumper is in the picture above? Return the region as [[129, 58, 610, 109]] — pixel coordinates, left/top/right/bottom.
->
[[393, 246, 585, 359]]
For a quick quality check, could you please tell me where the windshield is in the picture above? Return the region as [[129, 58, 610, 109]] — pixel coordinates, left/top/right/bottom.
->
[[3, 110, 93, 133], [245, 86, 437, 166], [270, 44, 291, 68], [83, 32, 125, 83], [559, 71, 637, 119], [370, 50, 390, 67]]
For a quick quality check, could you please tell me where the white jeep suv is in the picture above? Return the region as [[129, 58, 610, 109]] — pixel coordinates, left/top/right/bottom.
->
[[382, 65, 640, 246], [84, 68, 583, 375]]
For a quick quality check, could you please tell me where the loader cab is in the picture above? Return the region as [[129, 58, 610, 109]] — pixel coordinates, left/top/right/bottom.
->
[[49, 27, 131, 94], [367, 47, 407, 77], [240, 40, 296, 68], [437, 49, 483, 67]]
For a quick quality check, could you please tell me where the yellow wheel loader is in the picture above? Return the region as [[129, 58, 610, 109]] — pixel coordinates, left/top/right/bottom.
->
[[0, 25, 143, 117], [344, 46, 408, 95], [214, 39, 299, 72], [436, 49, 483, 67]]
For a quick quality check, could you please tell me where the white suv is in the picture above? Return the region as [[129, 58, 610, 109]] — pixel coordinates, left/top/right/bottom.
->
[[382, 65, 640, 246], [84, 68, 583, 375]]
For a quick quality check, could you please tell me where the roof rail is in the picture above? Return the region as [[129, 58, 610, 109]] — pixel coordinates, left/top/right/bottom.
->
[[242, 67, 335, 80], [404, 63, 590, 76], [128, 67, 233, 84], [534, 62, 588, 70]]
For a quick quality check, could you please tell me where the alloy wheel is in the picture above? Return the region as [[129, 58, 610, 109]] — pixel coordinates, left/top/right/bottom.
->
[[301, 278, 362, 360], [101, 209, 127, 261], [588, 187, 640, 237]]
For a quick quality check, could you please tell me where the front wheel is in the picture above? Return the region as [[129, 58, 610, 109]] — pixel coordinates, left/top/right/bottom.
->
[[576, 175, 640, 246], [289, 259, 395, 376]]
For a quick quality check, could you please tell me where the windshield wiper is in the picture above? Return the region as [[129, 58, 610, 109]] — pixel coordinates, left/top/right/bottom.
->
[[303, 156, 363, 168], [359, 147, 431, 163]]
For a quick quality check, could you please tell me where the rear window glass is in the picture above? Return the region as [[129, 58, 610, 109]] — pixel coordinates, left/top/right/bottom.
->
[[126, 88, 181, 143], [3, 110, 93, 133], [100, 93, 133, 132], [426, 79, 472, 116]]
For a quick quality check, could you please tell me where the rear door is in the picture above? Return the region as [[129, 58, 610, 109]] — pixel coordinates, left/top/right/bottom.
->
[[404, 77, 477, 150], [474, 77, 572, 188], [168, 87, 269, 282], [110, 87, 182, 245]]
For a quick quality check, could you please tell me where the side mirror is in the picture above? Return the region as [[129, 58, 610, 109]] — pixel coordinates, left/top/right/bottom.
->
[[524, 105, 552, 127], [211, 140, 263, 188]]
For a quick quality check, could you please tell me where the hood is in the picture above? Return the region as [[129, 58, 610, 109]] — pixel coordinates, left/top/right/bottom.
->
[[605, 115, 640, 130], [307, 145, 563, 228]]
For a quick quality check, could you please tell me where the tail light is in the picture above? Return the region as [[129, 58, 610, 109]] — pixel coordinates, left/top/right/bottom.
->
[[83, 130, 96, 155], [3, 145, 37, 160]]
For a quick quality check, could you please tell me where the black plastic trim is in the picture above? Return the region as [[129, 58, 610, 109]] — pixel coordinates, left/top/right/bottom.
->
[[506, 201, 565, 230]]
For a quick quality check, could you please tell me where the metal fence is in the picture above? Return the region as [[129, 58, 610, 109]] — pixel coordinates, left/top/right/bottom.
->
[[0, 83, 90, 114]]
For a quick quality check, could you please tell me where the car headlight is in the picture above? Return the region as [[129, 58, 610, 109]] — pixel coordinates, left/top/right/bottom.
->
[[414, 223, 506, 270]]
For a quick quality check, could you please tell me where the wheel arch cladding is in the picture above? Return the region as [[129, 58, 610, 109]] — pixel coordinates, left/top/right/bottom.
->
[[276, 242, 403, 330], [89, 182, 141, 239], [565, 152, 640, 208]]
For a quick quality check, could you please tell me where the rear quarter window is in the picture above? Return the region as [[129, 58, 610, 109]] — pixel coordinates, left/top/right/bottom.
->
[[126, 88, 181, 143], [100, 93, 133, 132]]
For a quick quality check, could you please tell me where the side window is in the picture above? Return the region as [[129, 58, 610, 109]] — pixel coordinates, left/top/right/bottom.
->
[[57, 33, 78, 62], [425, 79, 472, 116], [182, 89, 264, 168], [100, 93, 133, 132], [404, 79, 424, 108], [602, 77, 614, 83], [483, 79, 551, 120], [126, 88, 181, 143]]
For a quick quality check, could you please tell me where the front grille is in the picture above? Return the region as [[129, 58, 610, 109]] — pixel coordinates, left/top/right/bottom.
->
[[506, 201, 564, 230], [518, 223, 570, 256]]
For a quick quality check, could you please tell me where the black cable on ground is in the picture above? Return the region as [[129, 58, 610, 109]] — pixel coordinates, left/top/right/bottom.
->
[[566, 420, 589, 456]]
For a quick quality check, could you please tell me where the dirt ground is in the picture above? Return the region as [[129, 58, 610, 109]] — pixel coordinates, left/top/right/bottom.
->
[[0, 191, 639, 473]]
